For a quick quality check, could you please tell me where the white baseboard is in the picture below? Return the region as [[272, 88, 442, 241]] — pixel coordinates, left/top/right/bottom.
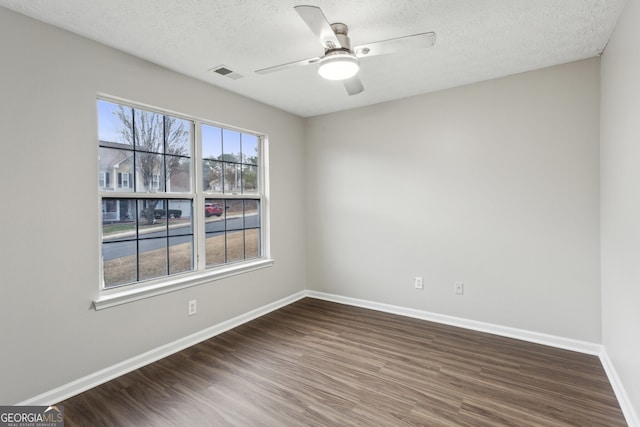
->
[[17, 291, 307, 406], [600, 348, 640, 427], [306, 291, 602, 355], [18, 289, 637, 427]]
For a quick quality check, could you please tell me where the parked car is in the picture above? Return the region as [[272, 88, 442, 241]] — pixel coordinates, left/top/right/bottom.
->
[[204, 202, 223, 217]]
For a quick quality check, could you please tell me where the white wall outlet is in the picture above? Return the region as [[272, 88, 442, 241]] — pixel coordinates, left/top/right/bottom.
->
[[455, 282, 464, 295], [188, 299, 197, 316], [414, 276, 424, 290]]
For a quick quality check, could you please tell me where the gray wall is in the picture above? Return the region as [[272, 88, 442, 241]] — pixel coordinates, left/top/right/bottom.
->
[[306, 58, 602, 342], [601, 0, 640, 416], [0, 8, 306, 404]]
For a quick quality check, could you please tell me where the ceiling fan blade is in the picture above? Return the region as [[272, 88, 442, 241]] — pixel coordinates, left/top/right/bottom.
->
[[294, 5, 342, 50], [353, 32, 436, 58], [255, 57, 321, 74], [343, 76, 364, 96]]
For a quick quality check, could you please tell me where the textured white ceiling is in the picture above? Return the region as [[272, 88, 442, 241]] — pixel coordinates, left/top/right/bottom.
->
[[0, 0, 626, 117]]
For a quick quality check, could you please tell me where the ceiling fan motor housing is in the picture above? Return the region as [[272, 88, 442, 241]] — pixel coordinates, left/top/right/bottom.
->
[[329, 23, 352, 52]]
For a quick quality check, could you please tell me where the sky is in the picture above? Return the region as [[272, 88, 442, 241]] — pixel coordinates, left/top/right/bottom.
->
[[98, 99, 258, 162]]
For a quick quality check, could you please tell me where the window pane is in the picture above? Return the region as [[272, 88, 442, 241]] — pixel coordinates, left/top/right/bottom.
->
[[101, 198, 194, 286], [135, 152, 165, 192], [166, 155, 191, 192], [242, 165, 258, 194], [222, 129, 241, 162], [98, 100, 132, 146], [244, 200, 260, 228], [168, 200, 192, 236], [134, 109, 164, 153], [242, 134, 259, 165], [102, 240, 137, 288], [226, 230, 245, 263], [223, 163, 241, 193], [202, 124, 222, 159], [139, 238, 168, 281], [225, 200, 244, 231], [203, 159, 223, 192], [204, 199, 224, 220], [138, 199, 167, 236], [99, 147, 134, 192], [245, 228, 260, 259], [169, 237, 192, 275], [101, 198, 138, 287], [206, 232, 225, 267], [102, 198, 137, 230], [165, 117, 191, 158], [203, 198, 259, 270]]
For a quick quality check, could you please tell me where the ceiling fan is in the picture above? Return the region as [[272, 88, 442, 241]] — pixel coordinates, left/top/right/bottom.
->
[[255, 5, 436, 96]]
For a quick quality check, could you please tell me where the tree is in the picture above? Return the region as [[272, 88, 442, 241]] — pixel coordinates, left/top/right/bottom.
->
[[243, 149, 258, 192], [203, 147, 258, 193], [115, 107, 189, 224]]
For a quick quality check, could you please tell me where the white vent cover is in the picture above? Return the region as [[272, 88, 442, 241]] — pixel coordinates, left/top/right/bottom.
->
[[209, 65, 244, 80]]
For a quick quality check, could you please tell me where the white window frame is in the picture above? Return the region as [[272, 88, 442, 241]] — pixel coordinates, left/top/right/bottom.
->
[[94, 95, 272, 310]]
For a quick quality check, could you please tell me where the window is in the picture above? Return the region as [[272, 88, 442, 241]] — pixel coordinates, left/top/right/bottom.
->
[[97, 98, 269, 300], [118, 172, 130, 188], [99, 172, 109, 188], [202, 124, 261, 267]]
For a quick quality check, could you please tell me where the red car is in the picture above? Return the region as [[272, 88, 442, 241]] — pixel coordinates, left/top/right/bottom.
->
[[204, 202, 223, 217]]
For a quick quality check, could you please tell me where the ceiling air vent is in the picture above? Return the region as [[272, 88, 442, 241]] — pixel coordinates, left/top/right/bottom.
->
[[209, 65, 244, 80]]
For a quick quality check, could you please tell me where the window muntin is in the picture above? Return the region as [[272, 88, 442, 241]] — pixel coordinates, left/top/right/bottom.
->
[[98, 100, 192, 194], [98, 98, 265, 291], [101, 198, 193, 287], [201, 123, 262, 268], [204, 198, 261, 268], [202, 124, 259, 194]]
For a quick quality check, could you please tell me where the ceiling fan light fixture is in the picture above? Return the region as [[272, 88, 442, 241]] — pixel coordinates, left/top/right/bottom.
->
[[317, 53, 360, 80]]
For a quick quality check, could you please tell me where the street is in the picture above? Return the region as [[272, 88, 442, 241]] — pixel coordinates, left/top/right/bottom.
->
[[102, 214, 258, 260]]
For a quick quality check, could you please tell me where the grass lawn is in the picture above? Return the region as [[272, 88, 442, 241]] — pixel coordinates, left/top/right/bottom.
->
[[102, 222, 136, 235]]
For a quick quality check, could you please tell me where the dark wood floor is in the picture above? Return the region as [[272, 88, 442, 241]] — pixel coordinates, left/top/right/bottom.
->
[[60, 298, 626, 426]]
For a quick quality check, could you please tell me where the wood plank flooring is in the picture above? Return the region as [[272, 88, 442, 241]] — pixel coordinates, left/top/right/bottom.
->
[[59, 298, 626, 426]]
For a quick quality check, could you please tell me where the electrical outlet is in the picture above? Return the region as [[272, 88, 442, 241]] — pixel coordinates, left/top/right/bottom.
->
[[414, 276, 424, 290], [188, 299, 197, 316], [455, 282, 464, 295]]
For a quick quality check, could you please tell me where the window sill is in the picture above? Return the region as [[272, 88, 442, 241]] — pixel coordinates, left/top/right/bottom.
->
[[93, 258, 274, 310]]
